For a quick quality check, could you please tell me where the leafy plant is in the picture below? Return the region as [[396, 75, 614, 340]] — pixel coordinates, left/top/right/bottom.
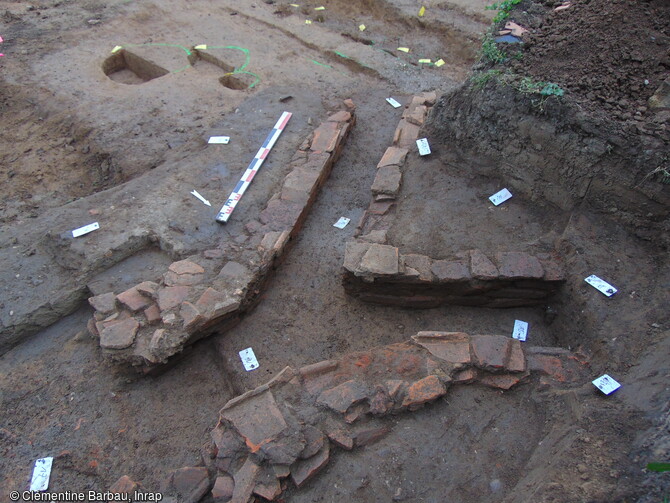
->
[[472, 69, 503, 88], [481, 35, 506, 64], [486, 0, 523, 23]]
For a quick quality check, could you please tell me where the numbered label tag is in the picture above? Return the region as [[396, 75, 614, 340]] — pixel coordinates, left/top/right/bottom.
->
[[512, 320, 528, 341], [208, 136, 230, 144], [30, 457, 53, 491], [386, 97, 402, 108], [72, 222, 99, 238], [333, 217, 350, 229], [416, 138, 431, 156], [584, 275, 617, 297], [592, 374, 621, 395], [489, 188, 513, 206], [239, 347, 259, 371]]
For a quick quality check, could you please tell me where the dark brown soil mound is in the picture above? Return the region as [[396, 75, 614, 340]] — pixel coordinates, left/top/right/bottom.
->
[[513, 0, 670, 121]]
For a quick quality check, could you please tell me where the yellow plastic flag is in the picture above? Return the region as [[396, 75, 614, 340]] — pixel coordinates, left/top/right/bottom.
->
[[418, 6, 426, 16], [194, 44, 207, 50], [418, 58, 432, 64], [305, 19, 312, 24], [435, 58, 445, 67], [111, 45, 122, 53], [314, 5, 325, 10], [397, 47, 410, 53], [359, 24, 366, 31]]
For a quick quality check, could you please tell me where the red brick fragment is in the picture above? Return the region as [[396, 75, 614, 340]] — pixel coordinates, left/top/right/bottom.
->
[[116, 286, 152, 312], [496, 252, 544, 280], [291, 442, 330, 488], [327, 429, 354, 450], [401, 375, 446, 409], [169, 260, 205, 275], [144, 304, 161, 324], [353, 426, 391, 447], [109, 475, 138, 495], [157, 286, 191, 311], [211, 475, 234, 502]]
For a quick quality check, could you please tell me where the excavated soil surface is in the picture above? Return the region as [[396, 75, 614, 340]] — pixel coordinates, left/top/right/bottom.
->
[[1, 0, 669, 502]]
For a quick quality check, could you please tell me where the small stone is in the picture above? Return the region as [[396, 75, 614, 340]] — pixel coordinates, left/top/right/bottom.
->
[[327, 429, 354, 450], [470, 249, 498, 280], [253, 478, 282, 501], [377, 146, 408, 168], [369, 387, 393, 415], [343, 240, 371, 272], [218, 261, 251, 284], [431, 260, 470, 282], [167, 467, 210, 503], [356, 244, 399, 276], [144, 304, 161, 324], [180, 301, 203, 331], [470, 335, 509, 372], [452, 368, 479, 383], [358, 230, 387, 244], [211, 475, 234, 502], [109, 475, 138, 494], [327, 110, 351, 122], [310, 121, 340, 153], [343, 98, 355, 110], [401, 375, 446, 409], [195, 288, 239, 319], [88, 292, 117, 314], [157, 286, 191, 311], [291, 442, 330, 488], [135, 281, 159, 297], [412, 331, 471, 364], [221, 391, 288, 446], [371, 165, 402, 196], [232, 459, 261, 503], [116, 286, 152, 312], [479, 372, 527, 390], [317, 380, 369, 414], [402, 254, 433, 281], [169, 260, 205, 275], [299, 426, 326, 459], [353, 426, 391, 447], [100, 318, 139, 350], [203, 249, 224, 259], [496, 252, 544, 280]]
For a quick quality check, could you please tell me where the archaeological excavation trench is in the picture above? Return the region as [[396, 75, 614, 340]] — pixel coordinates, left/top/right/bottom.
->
[[1, 0, 668, 502]]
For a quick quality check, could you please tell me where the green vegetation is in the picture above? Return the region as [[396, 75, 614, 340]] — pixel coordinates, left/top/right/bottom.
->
[[481, 34, 506, 64], [515, 76, 565, 97], [485, 0, 524, 23], [472, 69, 503, 88]]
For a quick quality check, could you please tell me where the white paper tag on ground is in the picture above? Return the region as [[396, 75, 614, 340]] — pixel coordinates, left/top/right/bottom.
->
[[239, 347, 259, 371], [30, 457, 53, 491], [72, 222, 99, 238], [512, 320, 528, 341], [489, 188, 513, 206], [416, 138, 431, 156], [333, 217, 350, 229], [584, 275, 617, 297], [592, 374, 621, 395], [208, 136, 230, 144], [386, 97, 402, 108]]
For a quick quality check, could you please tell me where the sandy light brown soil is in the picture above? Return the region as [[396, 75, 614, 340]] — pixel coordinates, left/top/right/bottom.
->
[[0, 0, 669, 502]]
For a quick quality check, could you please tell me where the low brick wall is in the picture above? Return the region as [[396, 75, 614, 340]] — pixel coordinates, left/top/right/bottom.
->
[[344, 91, 566, 309], [87, 104, 356, 368], [343, 238, 565, 308], [201, 332, 586, 502]]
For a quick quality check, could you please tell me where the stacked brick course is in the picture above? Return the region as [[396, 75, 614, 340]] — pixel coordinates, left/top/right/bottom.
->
[[87, 104, 356, 368]]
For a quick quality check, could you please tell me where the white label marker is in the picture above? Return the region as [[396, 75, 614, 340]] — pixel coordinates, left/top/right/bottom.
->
[[333, 217, 350, 229], [489, 188, 513, 206], [584, 275, 617, 297], [386, 97, 402, 108], [416, 138, 431, 156], [72, 222, 99, 238], [208, 136, 230, 144], [512, 320, 528, 341], [30, 457, 53, 491], [239, 347, 259, 371], [190, 190, 211, 206], [592, 374, 621, 395]]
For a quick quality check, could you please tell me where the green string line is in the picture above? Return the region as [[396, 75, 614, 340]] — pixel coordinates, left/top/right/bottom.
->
[[308, 58, 333, 68], [112, 43, 259, 88]]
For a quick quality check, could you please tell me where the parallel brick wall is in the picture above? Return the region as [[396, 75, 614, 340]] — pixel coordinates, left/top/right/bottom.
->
[[343, 238, 565, 308], [87, 103, 356, 369]]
